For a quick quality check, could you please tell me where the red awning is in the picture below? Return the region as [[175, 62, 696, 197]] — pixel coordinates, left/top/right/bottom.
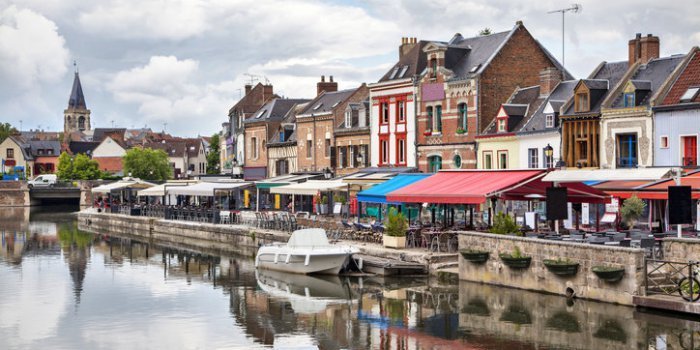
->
[[599, 171, 700, 200]]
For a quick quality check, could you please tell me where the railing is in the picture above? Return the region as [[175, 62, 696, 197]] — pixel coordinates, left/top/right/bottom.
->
[[644, 259, 698, 301]]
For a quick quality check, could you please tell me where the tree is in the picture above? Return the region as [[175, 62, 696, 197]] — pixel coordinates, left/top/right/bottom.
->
[[479, 28, 492, 36], [207, 133, 221, 174], [0, 123, 17, 143], [621, 195, 646, 228], [56, 152, 102, 180], [123, 147, 171, 181]]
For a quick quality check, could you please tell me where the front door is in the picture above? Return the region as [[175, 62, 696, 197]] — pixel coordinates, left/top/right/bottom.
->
[[683, 136, 697, 167]]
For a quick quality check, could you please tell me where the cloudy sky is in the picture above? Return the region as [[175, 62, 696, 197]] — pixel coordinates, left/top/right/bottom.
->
[[1, 0, 698, 137]]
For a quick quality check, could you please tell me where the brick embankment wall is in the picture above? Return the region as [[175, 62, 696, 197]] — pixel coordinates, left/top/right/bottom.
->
[[0, 181, 29, 207], [459, 232, 645, 306]]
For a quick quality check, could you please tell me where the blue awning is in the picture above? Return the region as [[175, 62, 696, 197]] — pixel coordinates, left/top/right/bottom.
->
[[357, 173, 432, 204]]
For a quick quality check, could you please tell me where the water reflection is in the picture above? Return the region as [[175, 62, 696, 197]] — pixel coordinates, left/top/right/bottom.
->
[[2, 209, 700, 350]]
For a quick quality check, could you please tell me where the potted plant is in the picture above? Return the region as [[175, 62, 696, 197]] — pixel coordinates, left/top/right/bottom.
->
[[460, 249, 490, 264], [319, 195, 329, 214], [543, 258, 580, 276], [499, 246, 531, 269], [334, 194, 348, 215], [490, 212, 520, 235], [383, 207, 407, 249], [456, 127, 466, 135], [621, 195, 646, 229], [592, 265, 625, 282], [423, 129, 432, 136]]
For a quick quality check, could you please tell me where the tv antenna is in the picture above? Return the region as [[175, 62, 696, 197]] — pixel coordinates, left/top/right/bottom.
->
[[243, 73, 260, 85], [548, 4, 582, 68]]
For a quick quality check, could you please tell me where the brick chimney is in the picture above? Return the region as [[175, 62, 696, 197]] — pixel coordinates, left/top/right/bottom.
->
[[629, 33, 660, 66], [316, 75, 338, 95], [244, 84, 252, 96], [262, 84, 273, 99], [539, 67, 561, 97], [399, 37, 417, 59]]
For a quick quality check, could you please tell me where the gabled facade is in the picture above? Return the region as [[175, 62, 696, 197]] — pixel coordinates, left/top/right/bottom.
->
[[92, 136, 127, 175], [0, 136, 34, 177], [653, 46, 700, 167], [412, 21, 570, 173], [599, 34, 684, 169], [334, 98, 371, 176], [145, 142, 189, 179], [267, 103, 309, 177]]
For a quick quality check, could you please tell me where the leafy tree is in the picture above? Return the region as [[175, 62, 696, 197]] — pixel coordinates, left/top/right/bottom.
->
[[621, 195, 646, 228], [207, 133, 221, 174], [123, 147, 171, 181], [56, 152, 102, 180], [0, 123, 17, 143], [479, 27, 492, 36]]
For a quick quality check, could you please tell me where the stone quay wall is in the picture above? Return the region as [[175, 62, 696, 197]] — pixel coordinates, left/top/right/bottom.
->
[[458, 232, 645, 306], [662, 237, 700, 263], [0, 181, 29, 207]]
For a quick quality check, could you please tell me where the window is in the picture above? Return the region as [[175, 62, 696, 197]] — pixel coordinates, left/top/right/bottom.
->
[[381, 102, 389, 124], [578, 141, 588, 163], [617, 134, 638, 168], [431, 58, 437, 78], [528, 148, 539, 168], [498, 119, 506, 132], [435, 105, 442, 132], [360, 145, 368, 167], [660, 136, 669, 148], [680, 87, 700, 102], [428, 155, 442, 173], [7, 149, 14, 159], [458, 103, 468, 132], [279, 132, 284, 142], [575, 93, 589, 112], [623, 92, 635, 107], [397, 101, 405, 122], [543, 148, 554, 169], [251, 137, 258, 159], [345, 111, 351, 128], [426, 106, 433, 131], [306, 140, 312, 158], [545, 114, 555, 128], [380, 139, 389, 164], [276, 160, 288, 175], [397, 138, 405, 165], [398, 65, 409, 78], [483, 152, 493, 169], [338, 147, 345, 168], [453, 155, 462, 169], [389, 67, 399, 80], [349, 146, 355, 168], [78, 116, 86, 131], [498, 151, 508, 169], [682, 136, 698, 167], [325, 138, 331, 157]]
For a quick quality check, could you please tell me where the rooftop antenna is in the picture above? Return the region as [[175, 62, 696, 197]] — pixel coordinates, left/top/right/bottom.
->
[[111, 120, 115, 128], [548, 4, 582, 69], [236, 88, 242, 99], [243, 73, 260, 85]]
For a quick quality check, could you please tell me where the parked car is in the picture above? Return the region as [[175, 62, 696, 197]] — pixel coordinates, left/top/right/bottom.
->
[[28, 174, 57, 189]]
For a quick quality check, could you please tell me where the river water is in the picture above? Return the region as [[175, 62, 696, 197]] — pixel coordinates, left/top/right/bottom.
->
[[1, 207, 699, 350]]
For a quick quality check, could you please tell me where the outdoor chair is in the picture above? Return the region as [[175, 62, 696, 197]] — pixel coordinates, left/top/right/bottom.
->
[[618, 239, 631, 247], [611, 232, 627, 242], [640, 238, 656, 258], [219, 211, 231, 224]]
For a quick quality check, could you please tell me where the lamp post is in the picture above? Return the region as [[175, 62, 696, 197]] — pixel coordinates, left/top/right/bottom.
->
[[544, 144, 554, 169], [323, 167, 332, 180]]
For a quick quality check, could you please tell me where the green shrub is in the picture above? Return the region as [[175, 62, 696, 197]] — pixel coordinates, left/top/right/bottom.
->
[[490, 212, 520, 234], [621, 195, 646, 228], [385, 207, 408, 237]]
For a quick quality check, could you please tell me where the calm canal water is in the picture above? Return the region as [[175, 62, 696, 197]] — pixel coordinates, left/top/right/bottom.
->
[[1, 207, 700, 350]]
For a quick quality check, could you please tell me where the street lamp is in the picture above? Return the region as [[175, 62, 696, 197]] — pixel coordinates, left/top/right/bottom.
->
[[323, 167, 332, 179], [544, 144, 554, 169]]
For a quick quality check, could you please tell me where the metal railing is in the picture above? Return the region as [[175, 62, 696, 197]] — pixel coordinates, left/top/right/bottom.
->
[[644, 258, 698, 301]]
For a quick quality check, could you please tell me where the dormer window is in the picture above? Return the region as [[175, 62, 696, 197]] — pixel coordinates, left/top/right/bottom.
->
[[623, 92, 635, 107], [498, 119, 507, 132], [575, 92, 589, 113], [545, 114, 555, 128]]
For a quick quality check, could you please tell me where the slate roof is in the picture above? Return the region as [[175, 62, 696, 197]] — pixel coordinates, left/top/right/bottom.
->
[[519, 80, 577, 133], [482, 86, 541, 134], [93, 128, 126, 142], [68, 72, 87, 109], [69, 141, 99, 155], [28, 140, 61, 157], [146, 141, 187, 158], [610, 55, 685, 108], [661, 48, 700, 105], [245, 98, 310, 123], [299, 89, 356, 116], [268, 102, 309, 146], [379, 41, 430, 82], [563, 61, 629, 115]]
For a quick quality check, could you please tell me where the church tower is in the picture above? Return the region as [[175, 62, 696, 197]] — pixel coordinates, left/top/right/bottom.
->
[[64, 67, 91, 134]]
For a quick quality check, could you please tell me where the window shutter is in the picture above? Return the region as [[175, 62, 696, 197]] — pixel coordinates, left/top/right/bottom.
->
[[330, 146, 336, 168]]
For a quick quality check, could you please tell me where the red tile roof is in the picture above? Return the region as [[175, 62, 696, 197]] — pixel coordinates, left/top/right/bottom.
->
[[661, 50, 700, 105]]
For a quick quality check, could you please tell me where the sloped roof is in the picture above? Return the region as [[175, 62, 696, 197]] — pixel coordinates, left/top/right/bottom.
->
[[299, 89, 356, 116], [28, 140, 61, 157], [611, 55, 685, 108], [146, 141, 187, 158], [228, 83, 278, 116], [69, 141, 99, 155], [660, 48, 700, 105], [482, 86, 542, 134], [519, 80, 577, 133], [93, 128, 126, 142], [379, 41, 430, 83], [245, 98, 310, 123], [68, 72, 87, 109], [563, 61, 629, 115]]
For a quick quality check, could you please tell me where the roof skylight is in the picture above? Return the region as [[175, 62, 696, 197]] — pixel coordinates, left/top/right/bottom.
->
[[680, 87, 700, 102], [399, 65, 409, 78]]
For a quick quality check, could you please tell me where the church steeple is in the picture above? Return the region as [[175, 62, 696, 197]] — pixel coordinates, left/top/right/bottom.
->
[[64, 62, 91, 134]]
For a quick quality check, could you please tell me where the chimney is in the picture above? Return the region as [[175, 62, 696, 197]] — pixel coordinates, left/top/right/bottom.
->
[[244, 84, 252, 96], [263, 84, 273, 99], [539, 67, 561, 97], [317, 75, 338, 95], [399, 37, 417, 59], [629, 33, 660, 66]]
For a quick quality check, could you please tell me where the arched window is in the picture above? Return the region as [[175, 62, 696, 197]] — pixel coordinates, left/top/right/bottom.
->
[[426, 106, 433, 132], [453, 155, 462, 169], [78, 116, 86, 131], [428, 155, 442, 173], [435, 105, 442, 132], [458, 103, 468, 132]]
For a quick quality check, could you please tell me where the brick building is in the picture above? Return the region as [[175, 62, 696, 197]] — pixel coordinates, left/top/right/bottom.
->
[[334, 98, 371, 176], [266, 102, 310, 177]]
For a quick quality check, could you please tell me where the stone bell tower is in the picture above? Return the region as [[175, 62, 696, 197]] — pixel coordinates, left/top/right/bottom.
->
[[64, 64, 91, 134]]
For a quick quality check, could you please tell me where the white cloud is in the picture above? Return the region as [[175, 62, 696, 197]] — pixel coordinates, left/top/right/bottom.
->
[[0, 5, 69, 91]]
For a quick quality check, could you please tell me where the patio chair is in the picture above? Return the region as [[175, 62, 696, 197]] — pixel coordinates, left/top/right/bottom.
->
[[618, 239, 631, 247], [220, 211, 231, 224], [611, 232, 626, 242], [640, 238, 656, 258]]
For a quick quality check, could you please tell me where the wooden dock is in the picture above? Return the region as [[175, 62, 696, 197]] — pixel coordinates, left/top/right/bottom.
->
[[634, 294, 700, 316], [353, 254, 427, 276]]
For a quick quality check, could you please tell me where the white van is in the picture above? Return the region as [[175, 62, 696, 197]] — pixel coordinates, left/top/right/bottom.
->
[[28, 174, 57, 189]]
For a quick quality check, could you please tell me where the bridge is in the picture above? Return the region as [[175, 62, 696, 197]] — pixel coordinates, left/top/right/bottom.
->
[[29, 185, 82, 205]]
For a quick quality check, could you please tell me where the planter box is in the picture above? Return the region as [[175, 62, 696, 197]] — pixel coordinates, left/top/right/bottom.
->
[[543, 260, 580, 276], [383, 235, 406, 249], [499, 254, 531, 269], [460, 250, 489, 264], [592, 266, 625, 282]]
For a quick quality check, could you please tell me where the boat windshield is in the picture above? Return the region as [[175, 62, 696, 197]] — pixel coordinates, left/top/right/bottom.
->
[[287, 229, 330, 247]]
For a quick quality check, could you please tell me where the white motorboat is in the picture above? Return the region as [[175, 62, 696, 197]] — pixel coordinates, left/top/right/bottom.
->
[[255, 228, 358, 275]]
